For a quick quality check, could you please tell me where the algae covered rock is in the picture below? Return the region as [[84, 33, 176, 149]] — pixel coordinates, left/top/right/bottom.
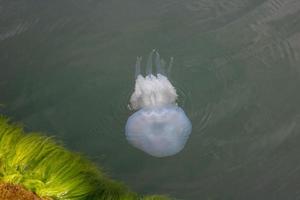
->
[[0, 117, 171, 200]]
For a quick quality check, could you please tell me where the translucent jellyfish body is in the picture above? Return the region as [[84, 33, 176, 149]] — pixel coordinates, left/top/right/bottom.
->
[[125, 50, 192, 157]]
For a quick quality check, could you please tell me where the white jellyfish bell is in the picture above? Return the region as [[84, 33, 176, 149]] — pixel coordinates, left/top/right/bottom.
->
[[125, 50, 192, 157]]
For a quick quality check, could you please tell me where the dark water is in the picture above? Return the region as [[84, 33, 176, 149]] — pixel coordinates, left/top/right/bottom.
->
[[1, 0, 300, 199]]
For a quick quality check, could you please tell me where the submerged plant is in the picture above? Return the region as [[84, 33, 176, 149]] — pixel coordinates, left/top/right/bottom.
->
[[0, 116, 171, 200]]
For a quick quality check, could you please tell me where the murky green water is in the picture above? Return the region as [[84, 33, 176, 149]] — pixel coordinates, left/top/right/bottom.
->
[[1, 0, 300, 199]]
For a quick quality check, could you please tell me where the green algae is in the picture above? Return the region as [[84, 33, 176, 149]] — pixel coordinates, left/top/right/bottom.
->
[[0, 117, 171, 200]]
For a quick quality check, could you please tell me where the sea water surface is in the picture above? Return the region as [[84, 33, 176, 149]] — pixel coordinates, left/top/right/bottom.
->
[[1, 0, 300, 199]]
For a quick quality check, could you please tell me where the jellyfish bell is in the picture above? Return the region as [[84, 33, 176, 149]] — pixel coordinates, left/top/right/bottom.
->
[[125, 50, 192, 157], [126, 105, 192, 157]]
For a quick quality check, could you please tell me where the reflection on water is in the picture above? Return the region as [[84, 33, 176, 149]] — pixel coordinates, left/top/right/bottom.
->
[[1, 0, 300, 199]]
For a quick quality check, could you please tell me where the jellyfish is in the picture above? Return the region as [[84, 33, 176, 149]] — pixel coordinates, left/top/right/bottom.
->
[[125, 50, 192, 157]]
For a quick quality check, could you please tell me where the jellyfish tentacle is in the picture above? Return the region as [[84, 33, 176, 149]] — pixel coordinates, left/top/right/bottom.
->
[[155, 51, 166, 76], [167, 57, 174, 76], [146, 49, 155, 75], [135, 56, 142, 78], [160, 58, 167, 76]]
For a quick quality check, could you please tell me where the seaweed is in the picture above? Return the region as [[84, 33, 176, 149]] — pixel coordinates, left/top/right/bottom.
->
[[0, 117, 171, 200]]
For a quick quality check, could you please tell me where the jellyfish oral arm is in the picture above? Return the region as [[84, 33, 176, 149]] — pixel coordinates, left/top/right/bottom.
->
[[129, 74, 178, 110]]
